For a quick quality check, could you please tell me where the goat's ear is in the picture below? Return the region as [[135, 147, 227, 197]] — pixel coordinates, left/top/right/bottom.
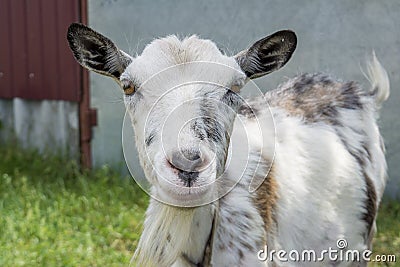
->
[[67, 23, 132, 81], [235, 30, 297, 79]]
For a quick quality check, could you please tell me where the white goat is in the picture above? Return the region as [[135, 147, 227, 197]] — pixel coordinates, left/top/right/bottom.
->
[[67, 23, 389, 267]]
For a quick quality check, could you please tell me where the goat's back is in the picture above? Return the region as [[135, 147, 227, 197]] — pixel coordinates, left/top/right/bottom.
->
[[225, 63, 389, 266]]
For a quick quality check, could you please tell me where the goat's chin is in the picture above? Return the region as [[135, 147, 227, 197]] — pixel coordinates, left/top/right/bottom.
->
[[154, 177, 217, 207]]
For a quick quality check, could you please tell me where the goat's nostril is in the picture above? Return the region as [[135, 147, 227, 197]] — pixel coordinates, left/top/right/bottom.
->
[[169, 149, 204, 173], [190, 153, 200, 161], [182, 149, 201, 161], [167, 150, 205, 187]]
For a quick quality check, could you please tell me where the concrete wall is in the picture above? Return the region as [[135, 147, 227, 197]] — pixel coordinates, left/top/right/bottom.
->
[[88, 0, 400, 199], [0, 99, 79, 156]]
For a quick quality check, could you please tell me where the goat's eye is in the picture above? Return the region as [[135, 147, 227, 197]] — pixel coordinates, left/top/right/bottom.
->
[[231, 82, 243, 92], [231, 77, 246, 92], [231, 84, 241, 92], [123, 85, 135, 95]]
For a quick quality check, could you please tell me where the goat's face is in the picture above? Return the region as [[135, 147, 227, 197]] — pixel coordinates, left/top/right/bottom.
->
[[67, 24, 296, 206]]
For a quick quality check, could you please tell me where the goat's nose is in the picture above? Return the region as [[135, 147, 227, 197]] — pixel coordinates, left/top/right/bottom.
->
[[169, 149, 204, 173], [168, 149, 205, 187]]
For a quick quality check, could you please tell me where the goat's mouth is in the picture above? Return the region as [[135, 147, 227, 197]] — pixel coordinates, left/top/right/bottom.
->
[[155, 180, 216, 207], [152, 157, 217, 207], [165, 159, 202, 187]]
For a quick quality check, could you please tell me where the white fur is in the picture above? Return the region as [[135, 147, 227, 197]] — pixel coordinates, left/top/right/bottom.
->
[[68, 28, 389, 266], [366, 51, 390, 108], [125, 37, 389, 266]]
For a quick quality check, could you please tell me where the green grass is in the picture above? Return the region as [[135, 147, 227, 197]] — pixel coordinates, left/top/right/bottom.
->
[[0, 144, 148, 266], [371, 201, 400, 266], [0, 144, 399, 266]]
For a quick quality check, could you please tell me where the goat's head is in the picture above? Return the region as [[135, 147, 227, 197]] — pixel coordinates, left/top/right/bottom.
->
[[67, 23, 296, 207]]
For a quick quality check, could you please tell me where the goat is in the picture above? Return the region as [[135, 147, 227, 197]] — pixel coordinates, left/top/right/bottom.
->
[[67, 23, 389, 266]]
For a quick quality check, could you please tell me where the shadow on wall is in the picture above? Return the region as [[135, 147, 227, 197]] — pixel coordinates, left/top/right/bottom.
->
[[0, 98, 79, 158]]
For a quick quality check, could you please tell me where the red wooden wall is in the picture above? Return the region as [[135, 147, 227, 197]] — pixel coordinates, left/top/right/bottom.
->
[[0, 0, 81, 102], [0, 0, 95, 168]]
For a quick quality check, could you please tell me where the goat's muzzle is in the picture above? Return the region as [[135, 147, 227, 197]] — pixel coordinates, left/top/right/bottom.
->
[[167, 149, 207, 187]]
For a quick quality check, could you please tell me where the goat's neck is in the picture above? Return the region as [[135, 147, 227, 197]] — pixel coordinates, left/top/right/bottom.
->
[[134, 199, 214, 266]]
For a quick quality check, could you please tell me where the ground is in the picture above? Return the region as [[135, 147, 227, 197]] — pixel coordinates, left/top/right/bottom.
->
[[0, 144, 398, 266]]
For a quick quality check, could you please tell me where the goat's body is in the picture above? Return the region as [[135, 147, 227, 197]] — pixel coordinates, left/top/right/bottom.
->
[[219, 75, 386, 266], [167, 71, 388, 267]]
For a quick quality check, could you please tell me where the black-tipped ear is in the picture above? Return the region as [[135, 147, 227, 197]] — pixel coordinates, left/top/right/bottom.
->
[[67, 23, 132, 81], [235, 30, 297, 79]]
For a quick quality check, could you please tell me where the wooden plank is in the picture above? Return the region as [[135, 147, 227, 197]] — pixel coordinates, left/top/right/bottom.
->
[[25, 0, 44, 100], [79, 0, 93, 168], [9, 0, 28, 98], [0, 0, 13, 98], [40, 0, 59, 100], [57, 0, 81, 101]]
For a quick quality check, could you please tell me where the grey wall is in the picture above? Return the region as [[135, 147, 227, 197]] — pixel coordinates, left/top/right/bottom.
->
[[88, 0, 400, 199], [0, 99, 79, 156]]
